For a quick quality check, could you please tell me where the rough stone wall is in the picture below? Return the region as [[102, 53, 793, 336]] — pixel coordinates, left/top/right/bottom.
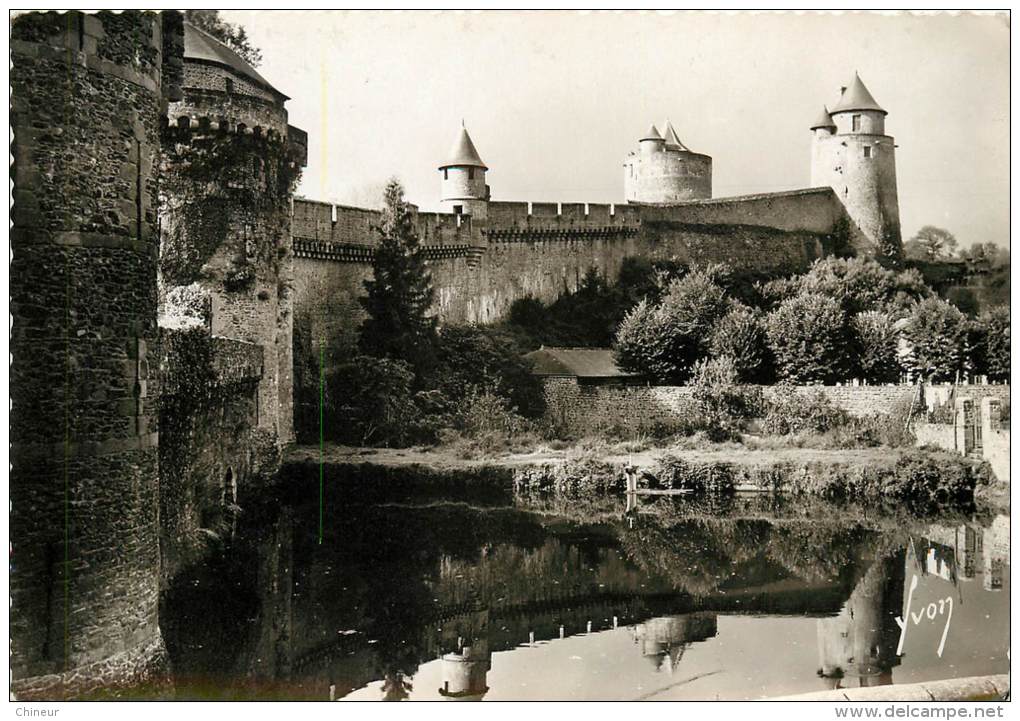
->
[[541, 379, 919, 437], [624, 149, 712, 203], [10, 10, 177, 698], [158, 328, 267, 581], [923, 384, 1011, 413], [159, 55, 301, 446]]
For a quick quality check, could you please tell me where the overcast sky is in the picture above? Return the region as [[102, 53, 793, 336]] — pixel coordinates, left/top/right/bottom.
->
[[223, 10, 1009, 249]]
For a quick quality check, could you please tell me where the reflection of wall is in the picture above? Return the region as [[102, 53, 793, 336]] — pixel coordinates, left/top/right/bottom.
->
[[634, 614, 718, 674], [817, 550, 905, 686]]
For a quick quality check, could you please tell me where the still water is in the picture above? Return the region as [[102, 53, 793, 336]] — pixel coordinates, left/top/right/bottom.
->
[[161, 489, 1009, 701]]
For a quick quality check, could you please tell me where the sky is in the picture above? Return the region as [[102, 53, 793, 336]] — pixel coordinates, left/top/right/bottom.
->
[[223, 10, 1010, 249]]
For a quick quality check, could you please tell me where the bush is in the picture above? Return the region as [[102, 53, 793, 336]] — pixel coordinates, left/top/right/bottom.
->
[[513, 448, 620, 494], [648, 453, 735, 493], [761, 387, 849, 436], [689, 357, 761, 441], [884, 450, 977, 505], [614, 269, 730, 383], [902, 297, 972, 382], [976, 306, 1010, 382], [850, 311, 903, 384], [324, 355, 425, 446], [709, 305, 773, 383], [765, 292, 849, 384]]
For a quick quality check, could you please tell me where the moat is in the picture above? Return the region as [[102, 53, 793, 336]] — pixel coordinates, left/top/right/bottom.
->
[[159, 483, 1009, 701]]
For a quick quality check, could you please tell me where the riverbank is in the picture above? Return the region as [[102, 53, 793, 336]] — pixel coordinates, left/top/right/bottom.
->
[[283, 440, 1002, 510]]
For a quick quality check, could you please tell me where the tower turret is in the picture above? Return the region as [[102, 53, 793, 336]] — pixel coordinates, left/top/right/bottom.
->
[[625, 120, 712, 204], [439, 124, 489, 220], [811, 73, 901, 260]]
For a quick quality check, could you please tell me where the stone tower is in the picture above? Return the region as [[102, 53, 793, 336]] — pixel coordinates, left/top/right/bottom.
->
[[438, 124, 489, 220], [624, 121, 713, 203], [10, 10, 183, 698], [160, 22, 307, 446], [810, 73, 902, 261]]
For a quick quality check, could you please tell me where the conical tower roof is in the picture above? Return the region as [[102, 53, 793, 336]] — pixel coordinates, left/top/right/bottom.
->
[[640, 124, 663, 142], [661, 120, 690, 151], [439, 126, 487, 169], [831, 72, 886, 115], [810, 106, 837, 130]]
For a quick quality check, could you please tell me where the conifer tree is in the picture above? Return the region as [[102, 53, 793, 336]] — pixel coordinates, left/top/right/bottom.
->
[[358, 179, 438, 372]]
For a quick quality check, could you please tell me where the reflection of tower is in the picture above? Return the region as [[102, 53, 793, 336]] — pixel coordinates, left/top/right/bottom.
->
[[817, 549, 905, 687], [438, 639, 491, 700], [633, 614, 718, 674]]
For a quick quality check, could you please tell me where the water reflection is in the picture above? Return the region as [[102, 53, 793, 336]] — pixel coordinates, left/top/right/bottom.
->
[[160, 493, 1009, 701]]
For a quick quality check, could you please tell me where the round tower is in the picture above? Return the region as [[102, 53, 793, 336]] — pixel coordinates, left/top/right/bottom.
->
[[10, 10, 179, 698], [810, 73, 902, 261], [161, 21, 305, 446], [624, 120, 712, 203], [439, 125, 489, 220]]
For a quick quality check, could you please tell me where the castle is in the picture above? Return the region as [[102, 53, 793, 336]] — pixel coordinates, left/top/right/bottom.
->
[[9, 10, 902, 698]]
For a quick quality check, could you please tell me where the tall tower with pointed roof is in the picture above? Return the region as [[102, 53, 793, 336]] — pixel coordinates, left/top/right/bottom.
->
[[439, 124, 490, 220], [624, 120, 712, 203], [811, 73, 902, 260]]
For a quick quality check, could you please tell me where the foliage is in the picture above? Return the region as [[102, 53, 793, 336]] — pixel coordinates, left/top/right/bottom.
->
[[709, 305, 773, 383], [184, 10, 263, 67], [850, 311, 903, 384], [648, 454, 735, 493], [614, 269, 729, 382], [959, 242, 1009, 275], [324, 355, 425, 446], [976, 306, 1010, 382], [358, 179, 438, 375], [760, 387, 849, 436], [884, 450, 977, 506], [689, 357, 761, 441], [430, 325, 545, 418], [513, 448, 621, 494], [904, 225, 958, 261], [901, 297, 972, 382], [761, 257, 928, 315], [765, 293, 848, 383]]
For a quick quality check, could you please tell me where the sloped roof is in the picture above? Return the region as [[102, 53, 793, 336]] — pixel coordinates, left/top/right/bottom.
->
[[183, 22, 287, 100], [831, 72, 886, 115], [439, 126, 487, 169], [810, 106, 836, 130], [524, 347, 637, 378], [662, 120, 691, 151], [640, 124, 663, 142]]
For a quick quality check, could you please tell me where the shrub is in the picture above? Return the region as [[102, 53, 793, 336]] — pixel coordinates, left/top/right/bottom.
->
[[761, 387, 849, 436], [689, 357, 760, 441], [324, 354, 423, 446], [709, 305, 773, 383], [884, 450, 976, 505], [902, 297, 972, 382], [457, 387, 532, 438], [976, 306, 1010, 382], [513, 448, 620, 494], [765, 292, 849, 384], [614, 269, 730, 383], [850, 310, 903, 384], [648, 453, 735, 493]]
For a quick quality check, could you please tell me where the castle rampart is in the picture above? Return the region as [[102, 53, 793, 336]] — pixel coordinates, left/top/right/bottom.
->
[[10, 9, 179, 699]]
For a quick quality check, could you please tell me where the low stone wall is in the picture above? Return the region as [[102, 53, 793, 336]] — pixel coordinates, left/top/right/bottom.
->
[[914, 422, 957, 451], [913, 393, 1011, 482], [543, 379, 918, 437], [924, 383, 1011, 413]]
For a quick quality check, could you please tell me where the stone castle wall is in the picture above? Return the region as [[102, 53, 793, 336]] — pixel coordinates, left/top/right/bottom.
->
[[10, 10, 179, 699]]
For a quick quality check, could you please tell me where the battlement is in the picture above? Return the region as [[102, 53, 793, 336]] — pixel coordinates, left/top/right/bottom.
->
[[486, 201, 642, 229], [161, 113, 289, 142]]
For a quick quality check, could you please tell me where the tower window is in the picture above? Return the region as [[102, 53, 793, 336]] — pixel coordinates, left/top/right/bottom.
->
[[453, 205, 463, 215], [468, 168, 475, 180], [443, 168, 448, 180], [863, 146, 872, 158], [852, 114, 861, 132], [226, 78, 234, 94]]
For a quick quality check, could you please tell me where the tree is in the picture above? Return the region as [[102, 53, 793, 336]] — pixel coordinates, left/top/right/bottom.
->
[[959, 242, 1009, 275], [976, 306, 1010, 382], [901, 297, 972, 382], [709, 305, 772, 383], [767, 257, 929, 316], [358, 179, 438, 374], [850, 311, 903, 384], [184, 10, 263, 68], [689, 356, 757, 441], [905, 225, 958, 261], [765, 293, 849, 384], [614, 269, 729, 383]]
